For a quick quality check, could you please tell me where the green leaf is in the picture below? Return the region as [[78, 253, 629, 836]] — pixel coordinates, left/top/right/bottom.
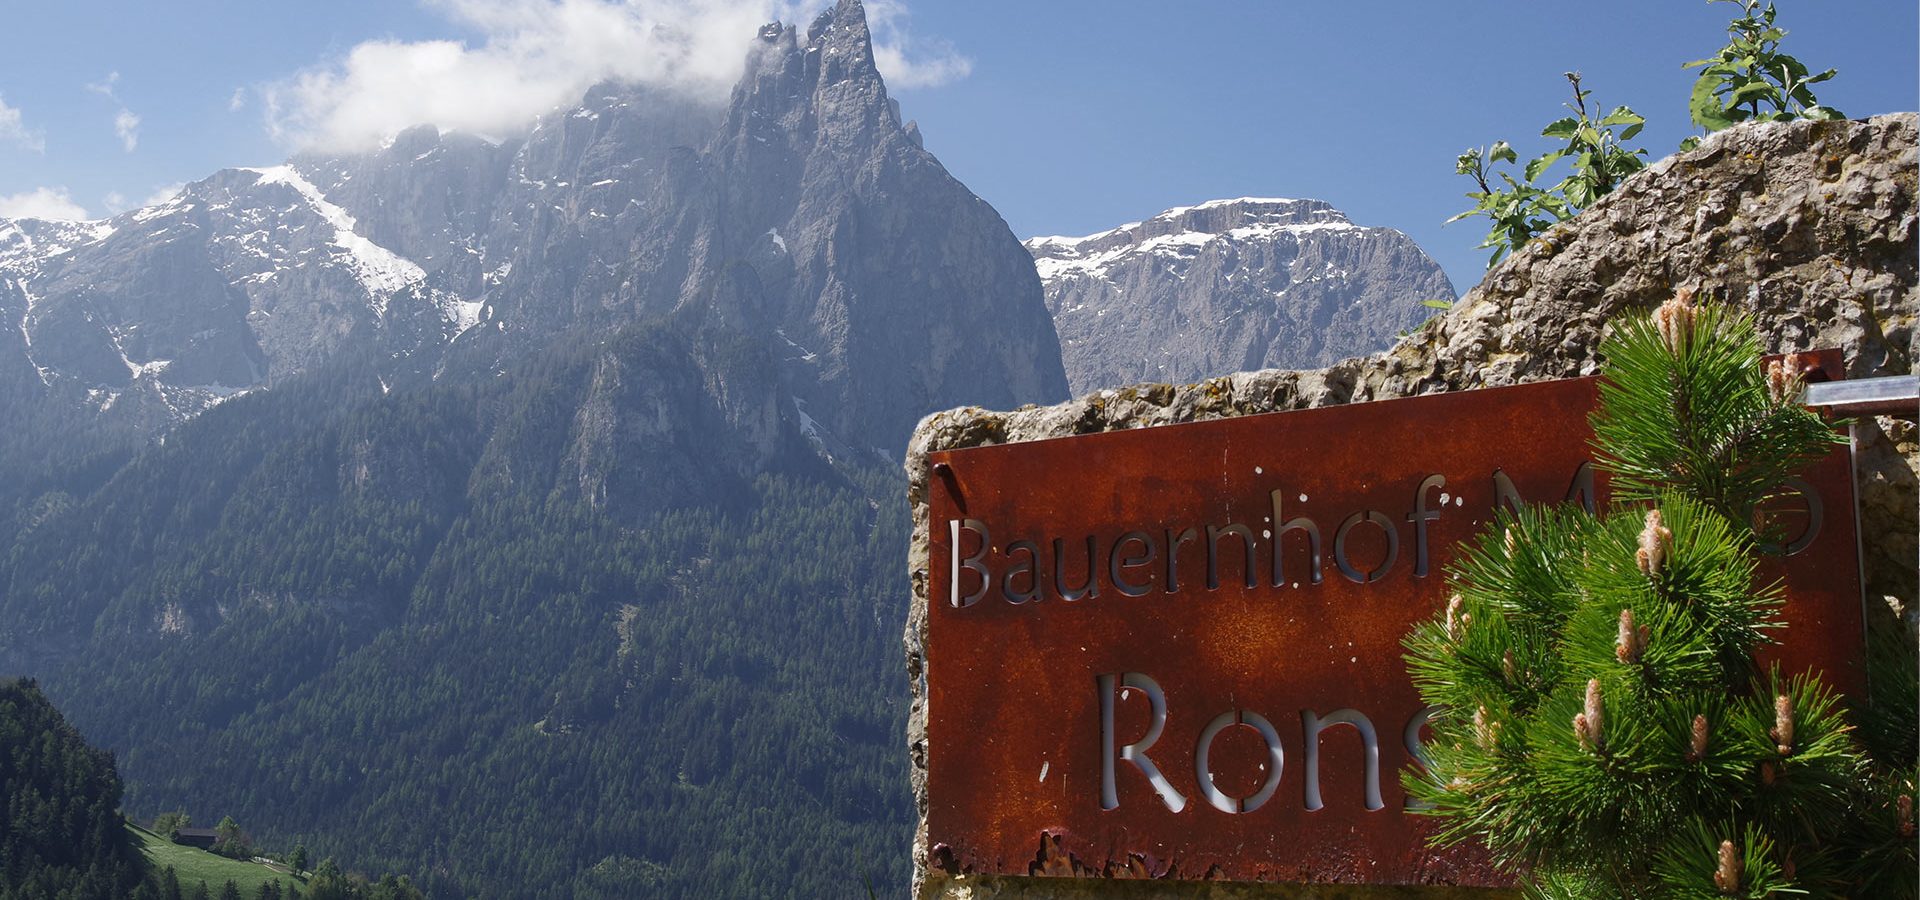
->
[[1620, 123, 1644, 141], [1541, 117, 1580, 139], [1524, 150, 1567, 184], [1731, 81, 1777, 103], [1490, 141, 1518, 165], [1599, 107, 1645, 128], [1421, 299, 1456, 310], [1690, 74, 1740, 131]]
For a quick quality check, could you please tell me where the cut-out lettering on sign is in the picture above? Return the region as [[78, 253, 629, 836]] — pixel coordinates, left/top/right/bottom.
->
[[922, 376, 1865, 886]]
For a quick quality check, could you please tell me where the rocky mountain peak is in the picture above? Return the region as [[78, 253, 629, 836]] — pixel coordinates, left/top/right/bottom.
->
[[1028, 197, 1355, 266], [731, 0, 896, 152], [0, 0, 1064, 456], [1029, 197, 1454, 393], [810, 0, 883, 91]]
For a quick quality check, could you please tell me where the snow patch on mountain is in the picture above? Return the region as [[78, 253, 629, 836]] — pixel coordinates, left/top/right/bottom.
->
[[1026, 198, 1366, 281], [0, 218, 114, 280], [128, 194, 189, 225], [1028, 197, 1455, 393], [447, 299, 486, 338], [242, 166, 426, 310]]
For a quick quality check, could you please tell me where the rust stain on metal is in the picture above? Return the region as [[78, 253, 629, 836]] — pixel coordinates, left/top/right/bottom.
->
[[922, 376, 1866, 886]]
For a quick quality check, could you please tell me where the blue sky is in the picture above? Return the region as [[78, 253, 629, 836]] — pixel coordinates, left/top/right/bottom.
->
[[0, 0, 1914, 291]]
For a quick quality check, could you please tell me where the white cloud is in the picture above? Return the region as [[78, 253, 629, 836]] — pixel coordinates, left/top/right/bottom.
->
[[86, 72, 141, 153], [866, 0, 970, 89], [263, 0, 970, 153], [229, 87, 247, 112], [85, 71, 119, 97], [0, 94, 44, 153], [114, 109, 141, 152], [101, 182, 183, 216], [0, 187, 91, 221], [142, 182, 185, 207]]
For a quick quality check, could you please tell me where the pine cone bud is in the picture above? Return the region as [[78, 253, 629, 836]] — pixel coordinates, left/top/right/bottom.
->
[[1636, 509, 1672, 579], [1771, 693, 1794, 755], [1764, 358, 1805, 406], [1473, 706, 1499, 750], [1655, 292, 1696, 356], [1615, 608, 1648, 663], [1760, 761, 1776, 785], [1585, 679, 1603, 730], [1575, 679, 1604, 750], [1713, 839, 1741, 893], [1686, 714, 1709, 763], [1445, 594, 1465, 642], [1899, 794, 1914, 838], [1501, 649, 1517, 682]]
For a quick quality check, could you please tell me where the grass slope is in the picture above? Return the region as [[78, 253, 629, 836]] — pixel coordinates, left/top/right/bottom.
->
[[130, 823, 307, 896]]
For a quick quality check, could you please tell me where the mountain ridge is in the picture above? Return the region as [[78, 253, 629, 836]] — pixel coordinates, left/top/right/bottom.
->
[[1028, 196, 1455, 393], [0, 3, 1060, 897], [0, 0, 1065, 453]]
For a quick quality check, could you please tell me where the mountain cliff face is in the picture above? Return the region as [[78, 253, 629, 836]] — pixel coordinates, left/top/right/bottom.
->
[[0, 3, 1062, 897], [1027, 198, 1454, 393], [0, 0, 1064, 452]]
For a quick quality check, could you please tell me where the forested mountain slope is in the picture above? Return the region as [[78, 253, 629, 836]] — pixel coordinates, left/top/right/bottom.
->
[[0, 678, 146, 900], [0, 2, 1064, 896]]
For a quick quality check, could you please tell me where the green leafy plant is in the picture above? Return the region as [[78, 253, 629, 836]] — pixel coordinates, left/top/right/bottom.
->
[[1402, 295, 1916, 898], [1450, 2, 1845, 266], [1450, 73, 1646, 268], [1684, 0, 1843, 148]]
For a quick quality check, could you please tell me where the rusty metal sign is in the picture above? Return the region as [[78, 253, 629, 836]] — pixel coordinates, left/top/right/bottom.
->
[[922, 375, 1864, 885]]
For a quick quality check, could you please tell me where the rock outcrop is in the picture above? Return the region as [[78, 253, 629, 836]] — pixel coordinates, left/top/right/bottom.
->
[[623, 2, 1070, 450], [1029, 198, 1455, 394], [906, 113, 1917, 898]]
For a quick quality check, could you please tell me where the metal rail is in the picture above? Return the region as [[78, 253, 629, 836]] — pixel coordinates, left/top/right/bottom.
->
[[1804, 374, 1919, 417]]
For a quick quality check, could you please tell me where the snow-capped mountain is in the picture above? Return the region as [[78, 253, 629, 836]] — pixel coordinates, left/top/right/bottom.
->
[[0, 2, 1066, 450], [1027, 197, 1455, 393], [0, 165, 484, 428]]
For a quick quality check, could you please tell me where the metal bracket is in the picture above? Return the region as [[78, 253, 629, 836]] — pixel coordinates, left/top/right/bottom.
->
[[1805, 375, 1919, 417]]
